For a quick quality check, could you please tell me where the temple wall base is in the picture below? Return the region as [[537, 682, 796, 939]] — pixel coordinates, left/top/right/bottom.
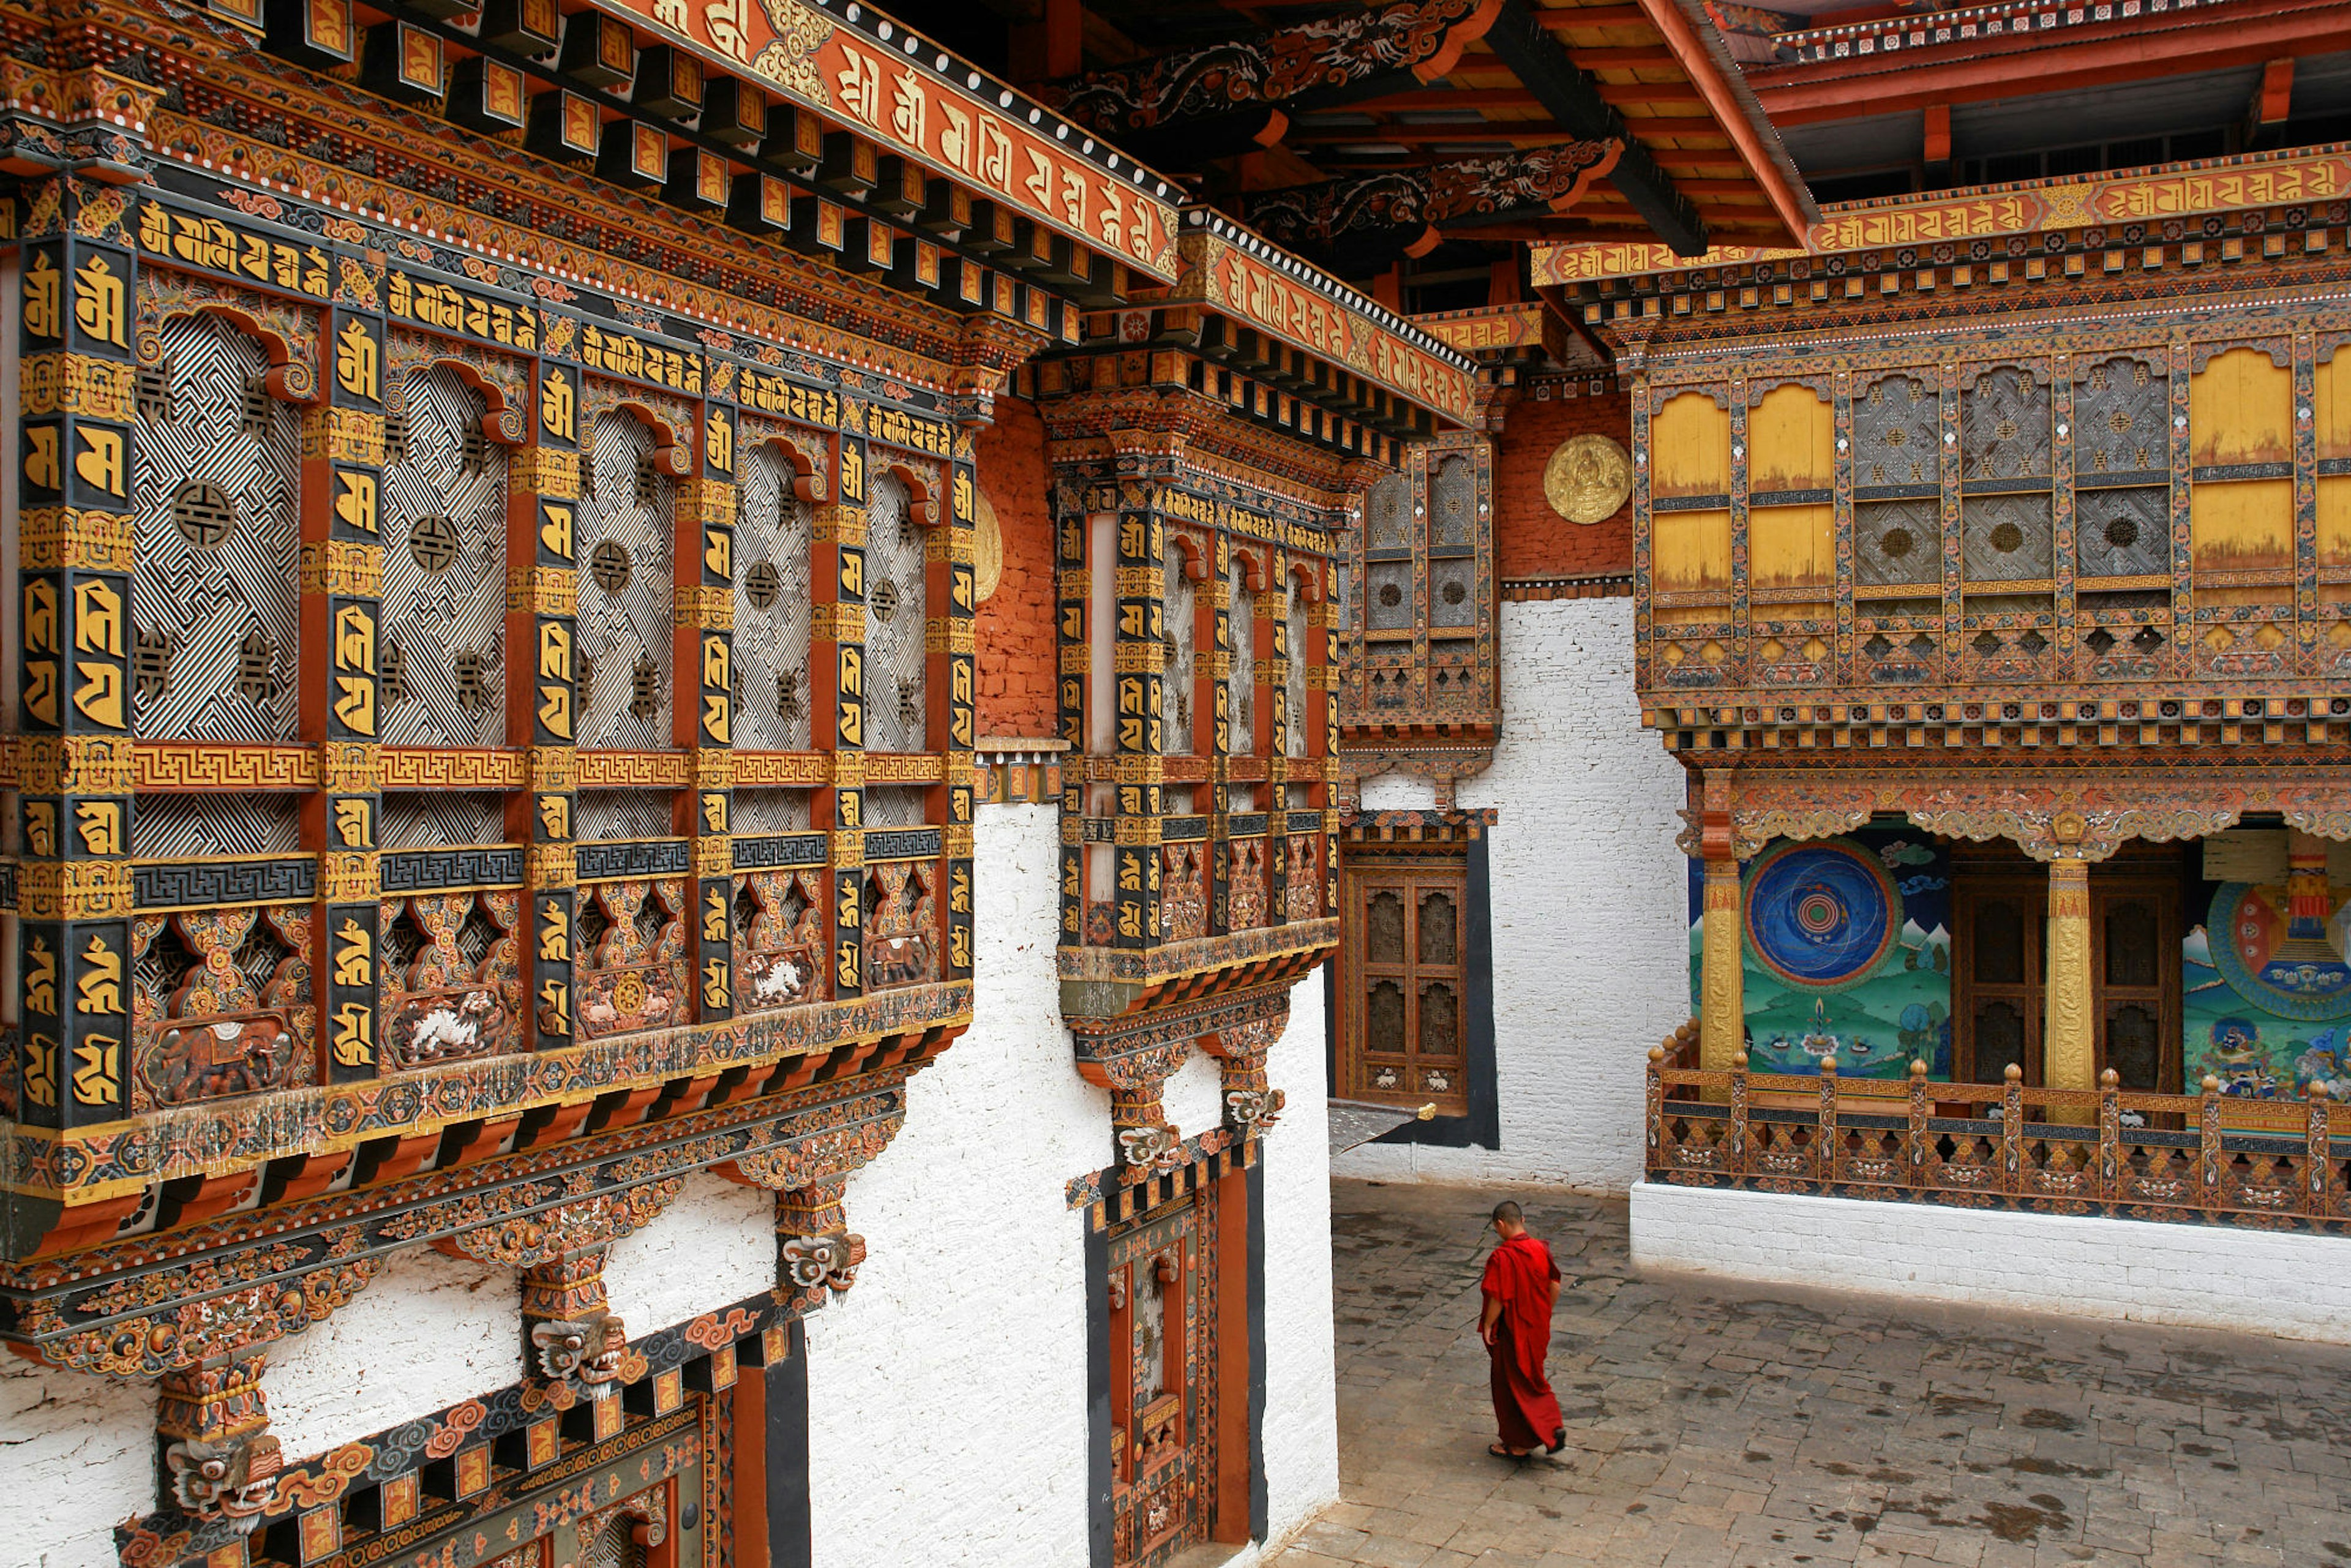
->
[[1631, 1182, 2351, 1346]]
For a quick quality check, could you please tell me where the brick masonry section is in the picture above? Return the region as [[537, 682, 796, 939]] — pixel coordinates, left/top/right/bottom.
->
[[1632, 1180, 2351, 1345], [1491, 390, 1633, 584], [975, 397, 1059, 740]]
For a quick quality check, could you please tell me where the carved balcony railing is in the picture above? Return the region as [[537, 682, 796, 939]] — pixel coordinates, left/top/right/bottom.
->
[[1646, 1030, 2350, 1232]]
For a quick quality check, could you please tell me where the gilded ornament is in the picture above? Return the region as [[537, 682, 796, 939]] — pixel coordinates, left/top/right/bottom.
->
[[972, 484, 1003, 603], [1542, 433, 1633, 525]]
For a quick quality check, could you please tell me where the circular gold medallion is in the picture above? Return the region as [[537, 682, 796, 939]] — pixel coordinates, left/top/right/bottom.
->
[[972, 484, 1004, 604], [1543, 433, 1633, 525]]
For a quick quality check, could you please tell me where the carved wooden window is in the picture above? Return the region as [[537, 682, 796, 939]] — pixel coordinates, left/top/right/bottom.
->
[[733, 441, 814, 751], [1362, 472, 1414, 635], [576, 413, 674, 748], [864, 473, 928, 752], [1960, 367, 2053, 586], [1226, 555, 1254, 756], [1162, 538, 1196, 757], [1341, 855, 1471, 1116], [1281, 575, 1308, 761], [1427, 455, 1477, 632], [1854, 374, 1941, 591], [132, 312, 301, 741], [381, 364, 508, 746], [2074, 355, 2170, 586]]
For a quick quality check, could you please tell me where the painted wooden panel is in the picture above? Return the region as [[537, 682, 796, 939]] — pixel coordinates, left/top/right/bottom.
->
[[1654, 508, 1732, 592], [2315, 350, 2351, 460], [2188, 478, 2293, 574], [2319, 477, 2351, 567], [1748, 384, 1833, 493], [1750, 503, 1834, 590], [2189, 347, 2292, 467], [1652, 392, 1731, 498]]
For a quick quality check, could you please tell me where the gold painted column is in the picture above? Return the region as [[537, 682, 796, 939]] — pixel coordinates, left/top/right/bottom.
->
[[2044, 855, 2095, 1093], [1697, 770, 1743, 1072]]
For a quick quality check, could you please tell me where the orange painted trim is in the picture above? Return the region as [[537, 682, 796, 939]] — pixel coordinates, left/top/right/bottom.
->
[[1632, 0, 1813, 246]]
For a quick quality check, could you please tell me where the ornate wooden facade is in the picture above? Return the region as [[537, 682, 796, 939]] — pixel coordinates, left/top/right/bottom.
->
[[0, 0, 1470, 1561], [1536, 143, 2351, 1132]]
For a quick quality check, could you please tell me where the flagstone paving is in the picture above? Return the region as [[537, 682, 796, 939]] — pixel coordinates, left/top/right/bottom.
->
[[1266, 1179, 2351, 1568]]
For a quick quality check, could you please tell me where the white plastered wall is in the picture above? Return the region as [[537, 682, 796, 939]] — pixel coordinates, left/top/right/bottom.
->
[[1336, 595, 1690, 1193], [0, 1356, 156, 1568], [1634, 1181, 2351, 1345], [804, 801, 1339, 1567]]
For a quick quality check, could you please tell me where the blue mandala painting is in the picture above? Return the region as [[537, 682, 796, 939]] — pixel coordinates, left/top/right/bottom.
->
[[1744, 839, 1902, 991]]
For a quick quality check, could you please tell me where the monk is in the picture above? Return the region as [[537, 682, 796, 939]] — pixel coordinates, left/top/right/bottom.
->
[[1478, 1200, 1564, 1459]]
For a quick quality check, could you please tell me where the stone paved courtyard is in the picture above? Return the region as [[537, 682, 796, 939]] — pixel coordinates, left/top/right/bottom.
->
[[1267, 1179, 2351, 1568]]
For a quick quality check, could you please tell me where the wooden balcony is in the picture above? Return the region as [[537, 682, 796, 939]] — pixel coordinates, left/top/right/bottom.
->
[[1646, 1030, 2349, 1232]]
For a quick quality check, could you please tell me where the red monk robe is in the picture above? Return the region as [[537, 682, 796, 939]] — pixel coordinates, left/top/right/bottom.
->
[[1479, 1231, 1563, 1455]]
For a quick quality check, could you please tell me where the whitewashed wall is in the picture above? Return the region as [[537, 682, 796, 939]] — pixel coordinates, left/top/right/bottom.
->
[[1635, 1182, 2351, 1345], [0, 1356, 155, 1568], [804, 801, 1340, 1566], [1338, 595, 1689, 1193]]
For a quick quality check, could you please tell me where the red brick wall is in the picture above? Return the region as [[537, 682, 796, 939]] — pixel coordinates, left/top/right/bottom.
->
[[974, 396, 1059, 740], [1492, 391, 1634, 582]]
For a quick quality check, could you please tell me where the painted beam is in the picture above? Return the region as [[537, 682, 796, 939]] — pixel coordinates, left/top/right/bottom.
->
[[1479, 0, 1707, 255], [1035, 0, 1507, 165]]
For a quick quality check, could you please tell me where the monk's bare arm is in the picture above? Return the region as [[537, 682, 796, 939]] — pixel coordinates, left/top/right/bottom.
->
[[1479, 1292, 1501, 1344]]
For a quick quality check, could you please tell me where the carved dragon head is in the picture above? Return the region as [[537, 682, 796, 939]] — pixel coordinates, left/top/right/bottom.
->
[[529, 1310, 628, 1387], [164, 1433, 282, 1531]]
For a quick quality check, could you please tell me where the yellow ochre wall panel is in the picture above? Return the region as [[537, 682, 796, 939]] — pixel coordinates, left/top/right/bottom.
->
[[1747, 385, 1834, 493], [2189, 347, 2292, 467], [1654, 508, 1732, 592], [2317, 351, 2351, 460], [2189, 478, 2292, 573], [1749, 503, 1834, 590], [2319, 476, 2351, 566], [1652, 392, 1731, 498]]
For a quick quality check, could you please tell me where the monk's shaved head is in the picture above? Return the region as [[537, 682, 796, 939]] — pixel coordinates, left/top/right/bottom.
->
[[1491, 1200, 1523, 1225]]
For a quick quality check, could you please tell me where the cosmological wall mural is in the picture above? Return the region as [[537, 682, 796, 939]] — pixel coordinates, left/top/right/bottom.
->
[[2185, 842, 2351, 1106]]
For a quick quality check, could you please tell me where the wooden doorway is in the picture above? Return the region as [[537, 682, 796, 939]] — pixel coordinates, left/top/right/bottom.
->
[[1337, 857, 1472, 1116], [1108, 1190, 1215, 1568], [2092, 878, 2181, 1092], [1954, 877, 2044, 1084]]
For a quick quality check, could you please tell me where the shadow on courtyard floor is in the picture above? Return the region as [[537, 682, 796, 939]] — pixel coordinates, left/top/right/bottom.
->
[[1267, 1179, 2351, 1568]]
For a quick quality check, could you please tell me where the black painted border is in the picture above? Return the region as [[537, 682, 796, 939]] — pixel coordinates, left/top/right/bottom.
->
[[1086, 1216, 1114, 1568]]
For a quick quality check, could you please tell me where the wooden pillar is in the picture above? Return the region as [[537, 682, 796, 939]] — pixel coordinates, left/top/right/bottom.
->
[[2044, 855, 2095, 1093], [943, 444, 980, 980], [17, 179, 140, 1129], [680, 399, 737, 1024], [512, 355, 582, 1048], [813, 433, 866, 1001], [1697, 770, 1742, 1073]]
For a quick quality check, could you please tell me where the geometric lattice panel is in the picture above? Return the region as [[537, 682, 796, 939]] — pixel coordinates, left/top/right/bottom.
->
[[1962, 492, 2054, 582], [2075, 486, 2170, 579], [576, 789, 673, 841], [381, 365, 507, 746], [132, 792, 304, 857], [1961, 366, 2051, 482], [1284, 579, 1308, 758], [1163, 539, 1196, 756], [132, 313, 302, 741], [1429, 454, 1474, 547], [1854, 499, 1940, 587], [576, 412, 674, 749], [732, 788, 811, 833], [1228, 555, 1255, 755], [864, 785, 926, 828], [1854, 373, 1938, 489], [862, 474, 927, 754], [2073, 354, 2165, 479], [732, 443, 813, 751], [381, 790, 506, 849], [1365, 472, 1412, 550]]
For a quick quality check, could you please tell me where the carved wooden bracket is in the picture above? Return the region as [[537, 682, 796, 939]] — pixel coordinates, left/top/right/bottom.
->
[[1202, 1013, 1288, 1134]]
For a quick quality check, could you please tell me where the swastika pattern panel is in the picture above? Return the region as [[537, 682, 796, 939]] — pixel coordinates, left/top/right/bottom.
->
[[1284, 580, 1308, 758], [381, 365, 508, 747], [577, 789, 674, 842], [732, 444, 814, 752], [863, 785, 926, 830], [382, 790, 507, 850], [733, 787, 812, 833], [1229, 555, 1256, 756], [132, 312, 301, 741], [863, 473, 927, 754], [132, 793, 305, 858], [577, 413, 675, 749], [1164, 539, 1196, 757]]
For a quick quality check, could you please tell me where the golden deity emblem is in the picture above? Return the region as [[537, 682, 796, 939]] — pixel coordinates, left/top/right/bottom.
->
[[1543, 433, 1633, 525], [972, 484, 1004, 604]]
